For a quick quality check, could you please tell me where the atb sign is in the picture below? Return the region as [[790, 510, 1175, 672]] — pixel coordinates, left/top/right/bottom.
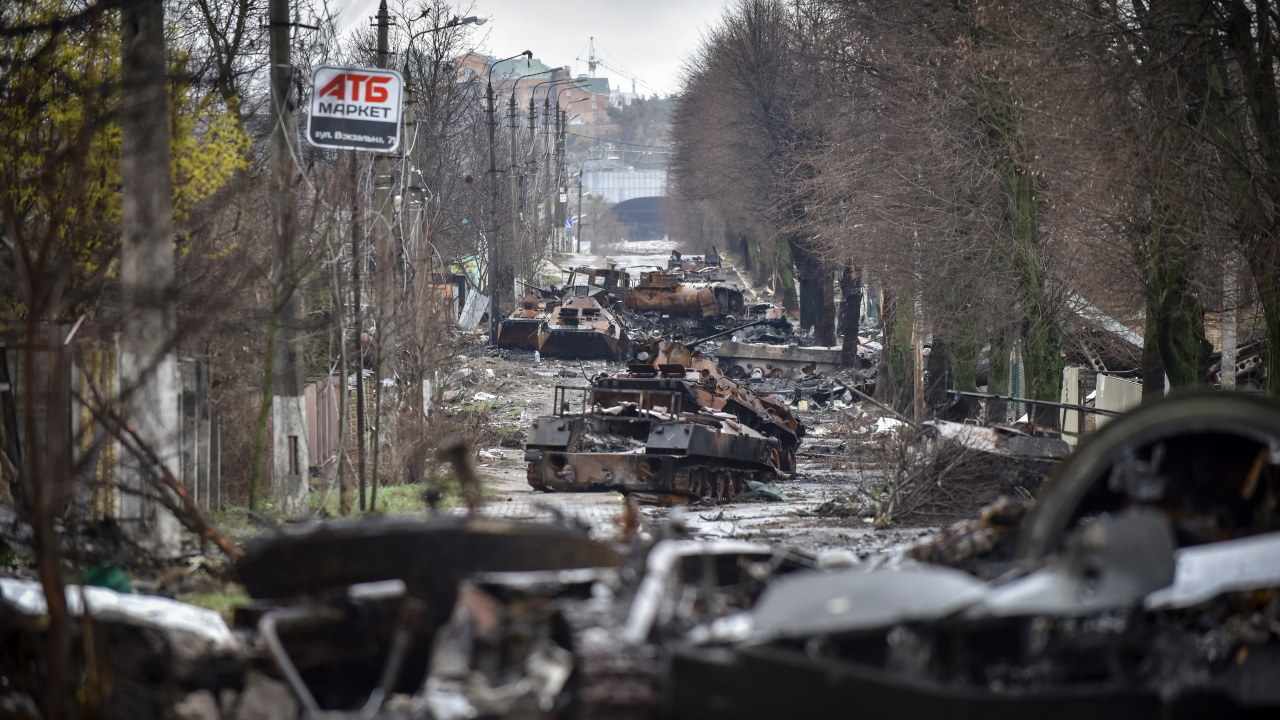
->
[[307, 66, 403, 152]]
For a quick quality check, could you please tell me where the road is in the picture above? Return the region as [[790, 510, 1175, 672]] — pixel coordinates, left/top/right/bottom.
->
[[445, 243, 935, 562]]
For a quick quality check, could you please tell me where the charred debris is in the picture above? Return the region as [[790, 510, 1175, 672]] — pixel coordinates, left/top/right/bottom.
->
[[4, 393, 1280, 718]]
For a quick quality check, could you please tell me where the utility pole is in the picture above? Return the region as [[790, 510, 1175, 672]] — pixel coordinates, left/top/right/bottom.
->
[[554, 106, 565, 252], [543, 99, 553, 251], [351, 153, 366, 512], [576, 167, 584, 253], [509, 93, 520, 289], [268, 0, 309, 516], [120, 0, 181, 552], [487, 78, 500, 344], [369, 0, 393, 512]]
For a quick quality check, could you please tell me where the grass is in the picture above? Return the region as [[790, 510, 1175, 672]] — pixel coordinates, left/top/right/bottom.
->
[[177, 586, 251, 623], [309, 481, 434, 515]]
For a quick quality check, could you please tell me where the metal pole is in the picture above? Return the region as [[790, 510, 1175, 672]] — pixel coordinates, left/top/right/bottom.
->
[[576, 166, 583, 253]]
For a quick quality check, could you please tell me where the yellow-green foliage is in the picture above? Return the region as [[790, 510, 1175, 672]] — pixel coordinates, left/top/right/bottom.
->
[[0, 2, 121, 274], [170, 73, 250, 224], [0, 0, 248, 308]]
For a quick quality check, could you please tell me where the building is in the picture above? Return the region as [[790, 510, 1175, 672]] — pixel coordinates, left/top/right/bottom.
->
[[455, 53, 612, 126]]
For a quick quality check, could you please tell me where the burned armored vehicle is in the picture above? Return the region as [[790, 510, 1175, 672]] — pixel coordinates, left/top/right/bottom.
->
[[497, 292, 554, 351], [498, 266, 631, 359], [622, 269, 746, 337], [540, 294, 630, 360], [525, 337, 803, 500]]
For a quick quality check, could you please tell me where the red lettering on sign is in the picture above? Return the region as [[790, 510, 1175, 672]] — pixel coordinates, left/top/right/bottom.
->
[[318, 72, 395, 105], [366, 76, 392, 103], [345, 74, 369, 101], [319, 75, 346, 100]]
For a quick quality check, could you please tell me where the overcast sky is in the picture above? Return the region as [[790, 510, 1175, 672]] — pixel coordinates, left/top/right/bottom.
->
[[335, 0, 731, 96]]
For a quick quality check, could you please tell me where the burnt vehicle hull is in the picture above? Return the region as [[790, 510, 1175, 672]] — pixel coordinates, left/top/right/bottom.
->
[[526, 342, 804, 500], [623, 270, 745, 319], [525, 410, 783, 499], [540, 295, 629, 360], [498, 295, 554, 351], [540, 326, 625, 360], [496, 317, 548, 351]]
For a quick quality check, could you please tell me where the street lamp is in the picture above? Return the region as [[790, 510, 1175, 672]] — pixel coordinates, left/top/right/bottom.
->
[[487, 51, 533, 345], [411, 13, 487, 38]]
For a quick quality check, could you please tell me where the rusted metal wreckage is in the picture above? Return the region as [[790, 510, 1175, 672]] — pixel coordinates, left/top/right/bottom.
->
[[668, 392, 1280, 719], [4, 395, 1280, 719], [622, 269, 745, 336], [498, 266, 631, 360], [525, 335, 804, 501]]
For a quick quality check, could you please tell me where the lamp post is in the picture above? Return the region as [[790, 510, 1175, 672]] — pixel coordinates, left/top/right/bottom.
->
[[487, 51, 532, 345]]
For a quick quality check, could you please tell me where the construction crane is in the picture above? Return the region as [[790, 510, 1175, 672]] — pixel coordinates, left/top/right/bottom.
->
[[575, 37, 661, 97]]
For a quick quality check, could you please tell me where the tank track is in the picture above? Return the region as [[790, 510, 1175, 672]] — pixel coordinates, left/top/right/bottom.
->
[[528, 461, 774, 502]]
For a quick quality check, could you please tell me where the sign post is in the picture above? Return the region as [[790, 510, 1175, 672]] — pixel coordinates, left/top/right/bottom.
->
[[307, 65, 404, 152]]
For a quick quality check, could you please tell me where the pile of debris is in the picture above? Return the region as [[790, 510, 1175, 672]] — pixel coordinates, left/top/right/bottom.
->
[[3, 394, 1280, 718]]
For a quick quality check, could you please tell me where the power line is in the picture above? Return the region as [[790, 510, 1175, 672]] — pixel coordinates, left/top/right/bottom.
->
[[566, 131, 672, 151]]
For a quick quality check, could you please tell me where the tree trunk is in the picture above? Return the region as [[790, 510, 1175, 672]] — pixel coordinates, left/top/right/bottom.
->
[[839, 265, 863, 366], [1254, 263, 1280, 395], [1141, 307, 1166, 400], [790, 237, 835, 345], [878, 291, 914, 412], [774, 240, 799, 314], [987, 330, 1010, 423], [999, 158, 1062, 427]]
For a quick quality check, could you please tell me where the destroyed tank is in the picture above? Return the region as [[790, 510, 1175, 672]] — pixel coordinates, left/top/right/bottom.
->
[[622, 270, 745, 321], [539, 294, 630, 360], [525, 337, 803, 500], [497, 292, 555, 351], [499, 267, 631, 359]]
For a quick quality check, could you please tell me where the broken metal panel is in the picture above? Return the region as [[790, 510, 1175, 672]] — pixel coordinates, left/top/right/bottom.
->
[[748, 565, 988, 642], [234, 515, 621, 601], [923, 419, 1071, 460], [716, 341, 843, 379], [1145, 529, 1280, 610], [963, 509, 1177, 619], [1094, 373, 1142, 429], [456, 287, 489, 332]]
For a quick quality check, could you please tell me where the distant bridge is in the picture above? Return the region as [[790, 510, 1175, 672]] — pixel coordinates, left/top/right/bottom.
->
[[582, 169, 667, 204]]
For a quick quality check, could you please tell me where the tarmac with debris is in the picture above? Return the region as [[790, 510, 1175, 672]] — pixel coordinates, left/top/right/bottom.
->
[[448, 243, 933, 561]]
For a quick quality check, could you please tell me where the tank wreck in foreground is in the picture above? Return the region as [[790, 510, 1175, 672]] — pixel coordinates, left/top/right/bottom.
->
[[525, 337, 803, 501]]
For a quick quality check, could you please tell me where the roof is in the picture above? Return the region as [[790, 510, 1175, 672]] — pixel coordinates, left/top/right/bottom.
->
[[490, 55, 557, 80], [574, 76, 611, 95]]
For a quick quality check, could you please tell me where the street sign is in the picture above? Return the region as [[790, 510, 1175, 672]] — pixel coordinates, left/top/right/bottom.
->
[[307, 65, 403, 152]]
